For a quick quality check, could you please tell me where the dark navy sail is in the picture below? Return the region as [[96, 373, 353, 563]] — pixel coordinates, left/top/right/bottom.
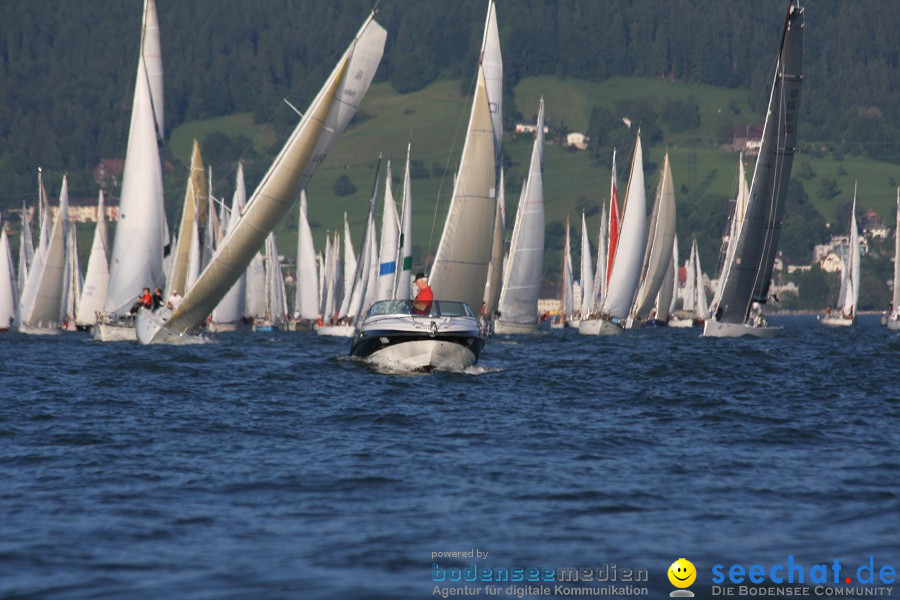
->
[[716, 1, 803, 325]]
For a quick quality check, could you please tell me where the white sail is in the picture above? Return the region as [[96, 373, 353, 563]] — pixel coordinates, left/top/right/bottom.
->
[[654, 245, 676, 322], [602, 133, 647, 318], [481, 0, 503, 153], [711, 154, 749, 312], [670, 236, 680, 314], [264, 232, 287, 325], [429, 2, 500, 312], [841, 190, 860, 318], [683, 253, 696, 314], [167, 141, 206, 298], [321, 232, 336, 322], [141, 0, 164, 142], [105, 48, 166, 315], [17, 201, 34, 295], [184, 218, 202, 294], [155, 15, 386, 338], [244, 252, 267, 319], [0, 217, 17, 328], [212, 164, 249, 324], [17, 176, 69, 329], [562, 217, 575, 317], [483, 168, 506, 316], [338, 213, 357, 317], [693, 238, 709, 318], [316, 252, 325, 318], [497, 99, 545, 325], [579, 211, 593, 317], [395, 144, 414, 301], [591, 203, 608, 310], [295, 190, 319, 320], [375, 161, 400, 302], [892, 189, 900, 315], [75, 191, 110, 326], [363, 217, 380, 314], [629, 152, 676, 320], [63, 221, 82, 326]]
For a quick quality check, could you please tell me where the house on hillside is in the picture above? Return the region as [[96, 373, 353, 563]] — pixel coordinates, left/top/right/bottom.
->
[[93, 158, 175, 190], [732, 124, 764, 154], [565, 132, 589, 151]]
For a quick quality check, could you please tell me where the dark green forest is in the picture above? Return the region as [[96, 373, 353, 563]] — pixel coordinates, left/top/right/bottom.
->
[[0, 0, 898, 207]]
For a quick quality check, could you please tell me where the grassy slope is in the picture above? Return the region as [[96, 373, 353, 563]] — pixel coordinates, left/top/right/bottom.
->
[[168, 75, 900, 261]]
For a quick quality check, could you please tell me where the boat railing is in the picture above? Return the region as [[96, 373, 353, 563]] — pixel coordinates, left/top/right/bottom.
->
[[366, 300, 476, 319]]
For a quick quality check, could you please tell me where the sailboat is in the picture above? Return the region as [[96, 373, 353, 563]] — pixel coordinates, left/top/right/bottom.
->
[[626, 152, 676, 328], [671, 238, 708, 327], [394, 144, 415, 301], [320, 160, 381, 338], [94, 0, 166, 342], [374, 161, 400, 303], [350, 1, 499, 369], [167, 140, 207, 301], [75, 191, 110, 329], [286, 190, 319, 330], [0, 213, 17, 332], [885, 189, 900, 330], [209, 164, 250, 332], [551, 215, 574, 329], [483, 168, 505, 326], [820, 187, 859, 326], [575, 211, 593, 326], [61, 219, 83, 331], [16, 175, 69, 335], [703, 0, 804, 338], [17, 201, 34, 296], [579, 134, 647, 336], [252, 232, 288, 331], [648, 236, 677, 327], [137, 12, 386, 344], [494, 97, 545, 335]]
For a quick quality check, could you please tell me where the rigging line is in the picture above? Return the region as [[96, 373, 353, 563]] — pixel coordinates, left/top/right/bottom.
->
[[426, 69, 479, 268]]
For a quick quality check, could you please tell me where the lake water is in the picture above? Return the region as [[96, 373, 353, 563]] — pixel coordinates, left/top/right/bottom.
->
[[1, 315, 898, 599]]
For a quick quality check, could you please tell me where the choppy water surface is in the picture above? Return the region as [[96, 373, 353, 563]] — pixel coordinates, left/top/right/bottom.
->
[[1, 315, 898, 599]]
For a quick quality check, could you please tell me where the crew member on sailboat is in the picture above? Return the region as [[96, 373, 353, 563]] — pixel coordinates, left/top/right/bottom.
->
[[413, 273, 433, 314]]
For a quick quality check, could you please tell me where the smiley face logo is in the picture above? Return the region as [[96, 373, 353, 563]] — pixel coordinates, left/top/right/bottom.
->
[[668, 558, 696, 588]]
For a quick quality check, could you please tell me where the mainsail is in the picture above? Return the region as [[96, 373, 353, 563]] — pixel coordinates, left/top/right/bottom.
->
[[104, 13, 166, 315], [294, 190, 319, 320], [76, 191, 110, 326], [713, 1, 803, 325], [152, 14, 386, 338], [17, 176, 70, 329], [429, 1, 501, 311], [0, 216, 17, 328], [602, 133, 647, 319], [395, 144, 414, 301], [629, 152, 676, 320], [497, 98, 545, 325]]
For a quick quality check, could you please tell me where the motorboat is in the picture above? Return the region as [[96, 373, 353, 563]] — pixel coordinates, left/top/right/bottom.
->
[[349, 299, 484, 371]]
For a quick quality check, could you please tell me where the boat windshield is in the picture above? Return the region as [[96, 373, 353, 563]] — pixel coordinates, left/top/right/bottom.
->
[[366, 300, 475, 319]]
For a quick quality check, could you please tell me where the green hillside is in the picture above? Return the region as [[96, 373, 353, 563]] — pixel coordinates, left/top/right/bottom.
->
[[168, 75, 900, 281]]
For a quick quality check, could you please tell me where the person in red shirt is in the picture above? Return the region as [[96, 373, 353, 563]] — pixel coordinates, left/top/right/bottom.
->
[[130, 288, 153, 314], [413, 272, 433, 315]]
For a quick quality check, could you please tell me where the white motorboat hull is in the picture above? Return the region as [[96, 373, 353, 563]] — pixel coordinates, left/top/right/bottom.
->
[[702, 320, 781, 338], [492, 319, 537, 335], [350, 303, 484, 371], [91, 323, 136, 341], [577, 318, 622, 336], [365, 339, 478, 371], [819, 315, 855, 327], [316, 324, 356, 337]]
